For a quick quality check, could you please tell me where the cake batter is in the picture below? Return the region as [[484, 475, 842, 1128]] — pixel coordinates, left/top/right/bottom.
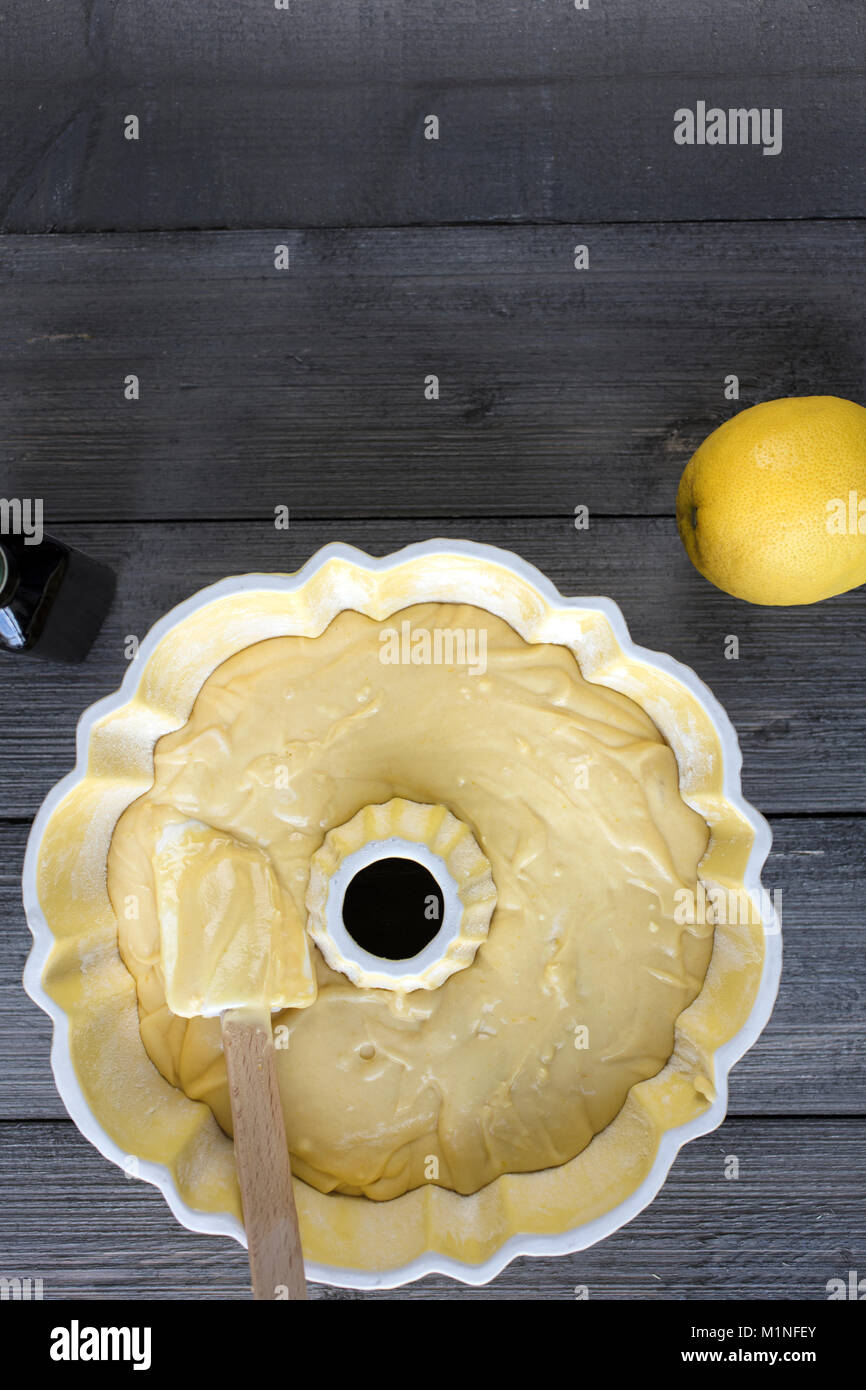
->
[[108, 603, 714, 1200]]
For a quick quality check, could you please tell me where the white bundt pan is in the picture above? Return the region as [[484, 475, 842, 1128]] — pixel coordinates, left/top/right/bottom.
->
[[22, 540, 782, 1289]]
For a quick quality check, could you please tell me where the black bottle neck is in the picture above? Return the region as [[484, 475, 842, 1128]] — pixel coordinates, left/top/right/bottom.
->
[[0, 544, 19, 606]]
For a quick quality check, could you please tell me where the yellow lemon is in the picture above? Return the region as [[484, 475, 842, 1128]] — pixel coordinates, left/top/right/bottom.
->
[[676, 396, 866, 605]]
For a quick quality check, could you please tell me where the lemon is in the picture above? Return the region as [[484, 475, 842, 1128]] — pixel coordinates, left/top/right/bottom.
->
[[676, 396, 866, 605]]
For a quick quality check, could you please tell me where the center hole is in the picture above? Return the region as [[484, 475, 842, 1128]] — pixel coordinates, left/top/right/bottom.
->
[[341, 857, 445, 960]]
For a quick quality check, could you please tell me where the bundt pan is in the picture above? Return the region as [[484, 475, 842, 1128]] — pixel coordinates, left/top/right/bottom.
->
[[22, 541, 781, 1288]]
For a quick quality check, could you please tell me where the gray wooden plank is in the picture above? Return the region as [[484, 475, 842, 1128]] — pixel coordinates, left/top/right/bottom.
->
[[0, 2, 863, 231], [0, 518, 865, 815], [4, 806, 865, 1121], [0, 1117, 862, 1298], [1, 224, 864, 520]]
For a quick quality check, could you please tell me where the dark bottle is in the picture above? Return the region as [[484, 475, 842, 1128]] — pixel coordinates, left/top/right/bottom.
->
[[0, 533, 115, 662]]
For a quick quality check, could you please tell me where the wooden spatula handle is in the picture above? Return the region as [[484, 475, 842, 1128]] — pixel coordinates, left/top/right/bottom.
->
[[222, 1007, 307, 1300]]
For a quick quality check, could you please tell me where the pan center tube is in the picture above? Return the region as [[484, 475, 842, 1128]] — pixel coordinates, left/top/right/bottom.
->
[[305, 799, 497, 993]]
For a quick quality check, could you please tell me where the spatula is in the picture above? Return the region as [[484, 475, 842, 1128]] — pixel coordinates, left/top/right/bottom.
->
[[221, 1004, 307, 1299], [153, 818, 317, 1300]]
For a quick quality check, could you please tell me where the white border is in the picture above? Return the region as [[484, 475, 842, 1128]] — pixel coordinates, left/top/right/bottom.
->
[[21, 539, 783, 1289]]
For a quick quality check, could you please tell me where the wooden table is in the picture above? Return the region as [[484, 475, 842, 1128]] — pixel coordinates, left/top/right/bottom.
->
[[1, 1, 864, 1300]]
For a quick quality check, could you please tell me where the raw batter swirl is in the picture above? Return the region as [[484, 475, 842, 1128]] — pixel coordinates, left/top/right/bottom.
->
[[108, 603, 713, 1200]]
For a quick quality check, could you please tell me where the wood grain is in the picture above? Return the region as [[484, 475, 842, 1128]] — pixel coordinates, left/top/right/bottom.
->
[[222, 1009, 307, 1300], [0, 2, 863, 231], [0, 518, 864, 815], [1, 6, 864, 1297], [0, 1117, 862, 1299], [0, 225, 863, 521]]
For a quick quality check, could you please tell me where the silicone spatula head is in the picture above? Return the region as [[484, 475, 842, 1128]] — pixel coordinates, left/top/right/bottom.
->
[[153, 818, 317, 1019]]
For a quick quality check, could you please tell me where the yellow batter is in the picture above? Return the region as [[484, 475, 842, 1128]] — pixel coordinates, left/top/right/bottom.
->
[[107, 602, 714, 1200], [148, 812, 316, 1017]]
